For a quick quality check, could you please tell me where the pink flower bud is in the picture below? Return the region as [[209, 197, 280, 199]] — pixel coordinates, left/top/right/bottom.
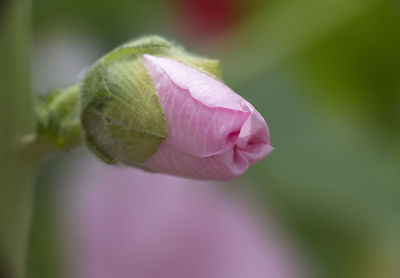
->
[[80, 36, 272, 180], [141, 54, 273, 180]]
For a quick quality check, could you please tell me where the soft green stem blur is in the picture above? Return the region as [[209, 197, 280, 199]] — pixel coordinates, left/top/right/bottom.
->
[[0, 0, 37, 277], [29, 84, 82, 154]]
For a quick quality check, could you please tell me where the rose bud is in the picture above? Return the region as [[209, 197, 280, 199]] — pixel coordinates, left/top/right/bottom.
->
[[80, 36, 272, 180]]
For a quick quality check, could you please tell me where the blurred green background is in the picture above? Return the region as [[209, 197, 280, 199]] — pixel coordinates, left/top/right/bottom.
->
[[23, 0, 400, 277]]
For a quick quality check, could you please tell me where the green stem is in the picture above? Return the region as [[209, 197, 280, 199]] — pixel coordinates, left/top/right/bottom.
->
[[0, 0, 36, 277], [29, 84, 82, 154], [0, 1, 82, 275]]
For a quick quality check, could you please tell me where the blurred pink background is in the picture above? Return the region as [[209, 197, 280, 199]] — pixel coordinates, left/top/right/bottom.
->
[[60, 159, 308, 278]]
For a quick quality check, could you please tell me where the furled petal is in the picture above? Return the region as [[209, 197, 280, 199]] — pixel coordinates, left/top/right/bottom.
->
[[142, 55, 272, 180]]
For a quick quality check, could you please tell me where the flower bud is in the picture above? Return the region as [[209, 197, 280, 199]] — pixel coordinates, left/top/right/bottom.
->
[[80, 36, 272, 180]]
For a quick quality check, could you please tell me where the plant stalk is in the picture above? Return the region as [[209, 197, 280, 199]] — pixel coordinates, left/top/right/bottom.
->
[[0, 0, 36, 277]]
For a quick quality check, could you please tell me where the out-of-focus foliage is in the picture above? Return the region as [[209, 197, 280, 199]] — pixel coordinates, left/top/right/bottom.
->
[[29, 0, 400, 278]]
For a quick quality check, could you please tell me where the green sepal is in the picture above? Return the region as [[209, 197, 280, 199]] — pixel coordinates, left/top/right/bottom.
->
[[170, 50, 222, 80], [80, 37, 170, 165]]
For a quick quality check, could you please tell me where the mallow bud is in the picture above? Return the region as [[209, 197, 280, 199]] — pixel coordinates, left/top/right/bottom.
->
[[80, 36, 272, 180]]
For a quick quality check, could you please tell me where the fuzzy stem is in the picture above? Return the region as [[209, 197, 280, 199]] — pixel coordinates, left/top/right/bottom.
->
[[31, 84, 82, 154]]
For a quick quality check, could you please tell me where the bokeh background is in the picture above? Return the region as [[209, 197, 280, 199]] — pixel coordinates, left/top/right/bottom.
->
[[24, 0, 400, 277]]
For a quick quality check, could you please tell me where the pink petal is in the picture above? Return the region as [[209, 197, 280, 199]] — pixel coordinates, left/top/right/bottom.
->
[[142, 55, 272, 180]]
